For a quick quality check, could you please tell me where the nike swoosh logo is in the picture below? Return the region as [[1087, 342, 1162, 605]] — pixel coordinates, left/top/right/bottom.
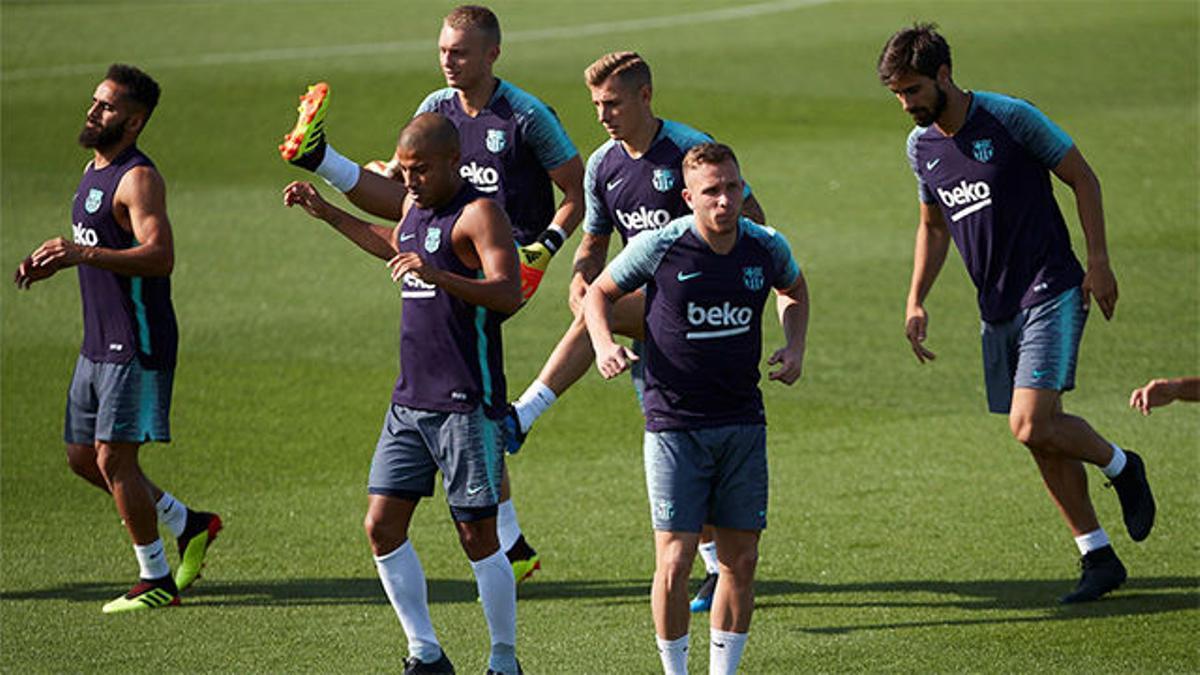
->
[[399, 232, 416, 242], [606, 178, 624, 191], [466, 484, 488, 496], [1032, 369, 1049, 379], [677, 271, 702, 282], [925, 158, 940, 170]]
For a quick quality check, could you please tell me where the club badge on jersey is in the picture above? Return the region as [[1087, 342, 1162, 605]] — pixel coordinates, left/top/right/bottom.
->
[[424, 228, 442, 253], [652, 168, 676, 193], [486, 128, 507, 154], [743, 266, 765, 291], [84, 188, 104, 214], [973, 138, 994, 163]]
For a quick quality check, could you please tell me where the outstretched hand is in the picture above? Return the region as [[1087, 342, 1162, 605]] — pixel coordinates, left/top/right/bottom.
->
[[13, 254, 61, 289], [283, 181, 335, 222]]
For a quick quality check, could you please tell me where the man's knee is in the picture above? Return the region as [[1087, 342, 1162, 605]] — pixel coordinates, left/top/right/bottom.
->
[[655, 547, 695, 587], [719, 546, 759, 580], [1009, 410, 1056, 449], [95, 442, 139, 483], [455, 519, 499, 561], [66, 443, 97, 477], [363, 509, 407, 555]]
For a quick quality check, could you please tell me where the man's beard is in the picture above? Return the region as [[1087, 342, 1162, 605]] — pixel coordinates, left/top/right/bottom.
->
[[911, 84, 948, 128], [78, 118, 126, 150]]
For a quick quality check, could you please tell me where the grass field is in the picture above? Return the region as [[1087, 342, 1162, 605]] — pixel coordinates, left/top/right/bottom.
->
[[2, 0, 1198, 672]]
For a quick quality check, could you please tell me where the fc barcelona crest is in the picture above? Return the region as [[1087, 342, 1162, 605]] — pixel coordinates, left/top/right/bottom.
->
[[652, 168, 676, 193], [424, 228, 442, 253], [743, 266, 764, 291], [486, 128, 507, 154], [84, 188, 104, 214], [972, 138, 994, 163]]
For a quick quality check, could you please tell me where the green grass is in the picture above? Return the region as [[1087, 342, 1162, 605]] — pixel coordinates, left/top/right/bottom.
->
[[2, 0, 1198, 672]]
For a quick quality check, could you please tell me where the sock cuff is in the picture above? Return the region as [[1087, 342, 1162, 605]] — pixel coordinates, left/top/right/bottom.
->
[[469, 548, 508, 572], [317, 145, 361, 192], [374, 539, 413, 564]]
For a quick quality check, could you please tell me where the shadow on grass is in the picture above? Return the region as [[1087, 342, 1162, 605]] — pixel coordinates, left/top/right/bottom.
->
[[753, 576, 1200, 633], [0, 577, 651, 608], [3, 575, 1195, 624]]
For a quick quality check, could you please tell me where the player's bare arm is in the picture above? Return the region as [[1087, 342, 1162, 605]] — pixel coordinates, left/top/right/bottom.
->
[[23, 165, 174, 286], [389, 198, 520, 314], [1130, 376, 1200, 415], [768, 269, 809, 384], [283, 180, 397, 261], [547, 156, 585, 237], [568, 231, 612, 314], [742, 193, 767, 225], [583, 270, 639, 379], [905, 201, 950, 363], [1053, 145, 1117, 320]]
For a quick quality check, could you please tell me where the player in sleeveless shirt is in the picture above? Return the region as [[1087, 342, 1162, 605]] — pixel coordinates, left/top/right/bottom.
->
[[284, 113, 522, 675], [879, 24, 1156, 604], [584, 144, 809, 675], [13, 65, 222, 614], [280, 5, 582, 581]]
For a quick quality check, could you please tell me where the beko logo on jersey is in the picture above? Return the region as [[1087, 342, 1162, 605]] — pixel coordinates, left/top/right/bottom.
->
[[615, 207, 671, 231], [401, 273, 436, 299], [685, 301, 752, 340], [460, 162, 499, 193], [936, 179, 993, 222], [72, 222, 99, 247]]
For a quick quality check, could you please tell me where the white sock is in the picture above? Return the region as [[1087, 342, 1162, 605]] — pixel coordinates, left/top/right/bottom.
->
[[1101, 443, 1127, 478], [470, 549, 518, 674], [709, 629, 748, 675], [134, 539, 170, 580], [1074, 528, 1111, 556], [374, 541, 442, 663], [315, 145, 361, 192], [514, 380, 557, 433], [698, 541, 719, 575], [155, 491, 188, 538], [656, 634, 689, 675], [497, 499, 522, 551]]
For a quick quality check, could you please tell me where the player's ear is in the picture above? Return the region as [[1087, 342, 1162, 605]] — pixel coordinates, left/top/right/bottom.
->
[[681, 186, 694, 210], [639, 84, 652, 106], [936, 63, 952, 87]]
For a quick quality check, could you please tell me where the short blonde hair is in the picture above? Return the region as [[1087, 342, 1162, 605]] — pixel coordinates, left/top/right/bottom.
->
[[445, 5, 501, 45], [682, 142, 739, 175], [584, 51, 651, 90]]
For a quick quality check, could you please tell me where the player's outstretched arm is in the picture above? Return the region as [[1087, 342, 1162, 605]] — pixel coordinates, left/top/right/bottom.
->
[[29, 165, 174, 279], [389, 198, 521, 314], [905, 202, 949, 364], [768, 269, 809, 384], [1130, 376, 1200, 415], [1053, 146, 1117, 320], [583, 270, 637, 379], [283, 181, 396, 261]]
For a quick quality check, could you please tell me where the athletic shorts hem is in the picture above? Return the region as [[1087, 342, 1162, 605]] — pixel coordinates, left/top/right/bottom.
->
[[368, 487, 431, 501], [449, 504, 498, 522]]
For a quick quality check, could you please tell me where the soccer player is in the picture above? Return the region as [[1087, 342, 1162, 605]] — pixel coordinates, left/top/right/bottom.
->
[[583, 143, 809, 675], [283, 112, 521, 675], [502, 52, 766, 612], [279, 4, 584, 582], [878, 24, 1156, 603], [1130, 376, 1200, 415], [12, 64, 222, 614]]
